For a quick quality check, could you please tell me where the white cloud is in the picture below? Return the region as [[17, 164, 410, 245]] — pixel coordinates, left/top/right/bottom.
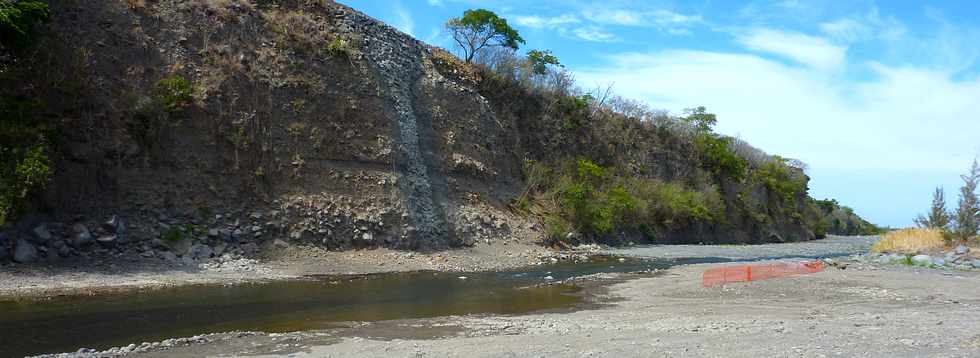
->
[[820, 8, 906, 43], [426, 0, 443, 6], [581, 8, 702, 35], [513, 14, 579, 29], [393, 4, 414, 36], [573, 26, 619, 42], [735, 28, 846, 71]]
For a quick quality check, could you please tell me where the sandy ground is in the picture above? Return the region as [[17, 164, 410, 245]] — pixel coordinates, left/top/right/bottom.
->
[[132, 261, 980, 358], [0, 241, 552, 299]]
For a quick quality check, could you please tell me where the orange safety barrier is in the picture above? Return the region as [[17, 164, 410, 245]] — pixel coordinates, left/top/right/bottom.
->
[[702, 260, 825, 287]]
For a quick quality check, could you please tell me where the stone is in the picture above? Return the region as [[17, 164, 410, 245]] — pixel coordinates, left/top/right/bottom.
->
[[189, 244, 213, 261], [31, 224, 52, 244], [181, 255, 196, 266], [140, 250, 155, 258], [955, 245, 970, 255], [166, 238, 192, 256], [207, 228, 220, 238], [159, 251, 178, 262], [13, 239, 38, 263], [96, 235, 117, 246], [104, 215, 127, 241], [362, 232, 374, 241], [932, 258, 946, 267], [911, 255, 932, 266], [71, 223, 94, 248], [973, 260, 980, 269], [272, 239, 290, 249]]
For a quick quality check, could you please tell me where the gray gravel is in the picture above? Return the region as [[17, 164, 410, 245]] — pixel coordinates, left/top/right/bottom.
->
[[602, 235, 879, 261]]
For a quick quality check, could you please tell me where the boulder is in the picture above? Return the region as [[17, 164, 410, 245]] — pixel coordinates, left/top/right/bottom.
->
[[103, 215, 127, 241], [954, 245, 970, 255], [973, 260, 980, 269], [13, 239, 38, 263], [165, 238, 192, 256], [189, 244, 213, 261], [932, 258, 946, 267], [71, 224, 94, 248], [911, 255, 932, 266], [159, 251, 178, 262], [31, 224, 52, 244]]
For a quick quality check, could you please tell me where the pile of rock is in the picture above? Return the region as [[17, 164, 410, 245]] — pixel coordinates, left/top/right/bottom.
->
[[0, 216, 127, 264], [860, 245, 980, 270]]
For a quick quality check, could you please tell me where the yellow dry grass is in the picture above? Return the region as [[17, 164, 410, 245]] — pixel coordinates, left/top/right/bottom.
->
[[871, 228, 946, 254]]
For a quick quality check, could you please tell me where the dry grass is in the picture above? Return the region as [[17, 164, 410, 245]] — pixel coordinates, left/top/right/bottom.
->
[[871, 228, 946, 254]]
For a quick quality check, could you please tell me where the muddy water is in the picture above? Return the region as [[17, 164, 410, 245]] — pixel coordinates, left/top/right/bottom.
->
[[0, 256, 671, 357]]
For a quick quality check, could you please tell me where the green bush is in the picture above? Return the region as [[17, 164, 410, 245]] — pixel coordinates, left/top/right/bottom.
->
[[0, 0, 50, 49], [0, 96, 52, 226], [695, 133, 747, 181], [155, 75, 193, 114], [529, 159, 721, 242], [752, 158, 806, 205]]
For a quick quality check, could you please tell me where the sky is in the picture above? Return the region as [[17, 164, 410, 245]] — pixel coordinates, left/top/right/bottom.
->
[[341, 0, 980, 228]]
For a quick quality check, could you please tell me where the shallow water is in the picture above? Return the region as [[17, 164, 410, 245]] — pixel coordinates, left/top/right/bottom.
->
[[0, 256, 670, 357]]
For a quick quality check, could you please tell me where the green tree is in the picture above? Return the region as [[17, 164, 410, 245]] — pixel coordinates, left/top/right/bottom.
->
[[682, 106, 717, 132], [446, 9, 524, 63], [914, 186, 951, 230], [0, 0, 49, 48], [526, 49, 560, 75], [954, 159, 979, 239]]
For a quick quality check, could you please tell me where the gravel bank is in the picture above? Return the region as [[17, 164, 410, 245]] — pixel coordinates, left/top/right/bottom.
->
[[123, 259, 980, 358]]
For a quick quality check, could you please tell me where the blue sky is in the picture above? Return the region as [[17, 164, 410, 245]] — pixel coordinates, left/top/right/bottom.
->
[[341, 0, 980, 228]]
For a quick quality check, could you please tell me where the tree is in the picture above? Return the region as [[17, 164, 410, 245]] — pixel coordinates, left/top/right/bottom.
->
[[0, 0, 50, 49], [954, 159, 980, 239], [446, 9, 524, 63], [914, 186, 951, 229], [682, 106, 717, 132], [526, 49, 560, 75]]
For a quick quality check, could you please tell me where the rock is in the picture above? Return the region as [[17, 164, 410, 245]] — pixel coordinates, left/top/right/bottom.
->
[[159, 251, 178, 262], [189, 244, 213, 261], [973, 260, 980, 269], [272, 239, 290, 249], [31, 224, 52, 244], [362, 232, 374, 241], [232, 229, 243, 240], [13, 239, 38, 263], [544, 275, 555, 280], [207, 228, 220, 238], [0, 232, 9, 260], [71, 223, 94, 248], [955, 245, 970, 255], [181, 255, 196, 266], [911, 255, 932, 266], [104, 215, 127, 241], [96, 235, 117, 246], [932, 258, 946, 267], [166, 238, 192, 256]]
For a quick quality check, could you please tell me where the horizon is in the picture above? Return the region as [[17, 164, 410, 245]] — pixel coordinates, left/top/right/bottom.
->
[[342, 0, 980, 228]]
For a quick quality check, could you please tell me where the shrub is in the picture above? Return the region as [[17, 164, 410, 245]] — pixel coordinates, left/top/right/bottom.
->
[[525, 159, 721, 242], [325, 37, 350, 58], [155, 75, 193, 114], [0, 145, 51, 225], [752, 158, 806, 205], [0, 0, 50, 49], [695, 133, 747, 181]]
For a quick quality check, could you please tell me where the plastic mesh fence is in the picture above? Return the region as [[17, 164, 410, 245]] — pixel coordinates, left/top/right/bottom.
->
[[702, 260, 825, 287]]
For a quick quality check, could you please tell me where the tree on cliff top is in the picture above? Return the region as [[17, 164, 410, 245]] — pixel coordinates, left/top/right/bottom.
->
[[446, 9, 524, 63]]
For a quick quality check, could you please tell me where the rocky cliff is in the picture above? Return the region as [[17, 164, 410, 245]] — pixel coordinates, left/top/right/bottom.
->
[[0, 0, 873, 264]]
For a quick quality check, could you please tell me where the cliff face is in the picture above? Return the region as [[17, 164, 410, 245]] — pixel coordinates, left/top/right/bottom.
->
[[0, 0, 864, 263]]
